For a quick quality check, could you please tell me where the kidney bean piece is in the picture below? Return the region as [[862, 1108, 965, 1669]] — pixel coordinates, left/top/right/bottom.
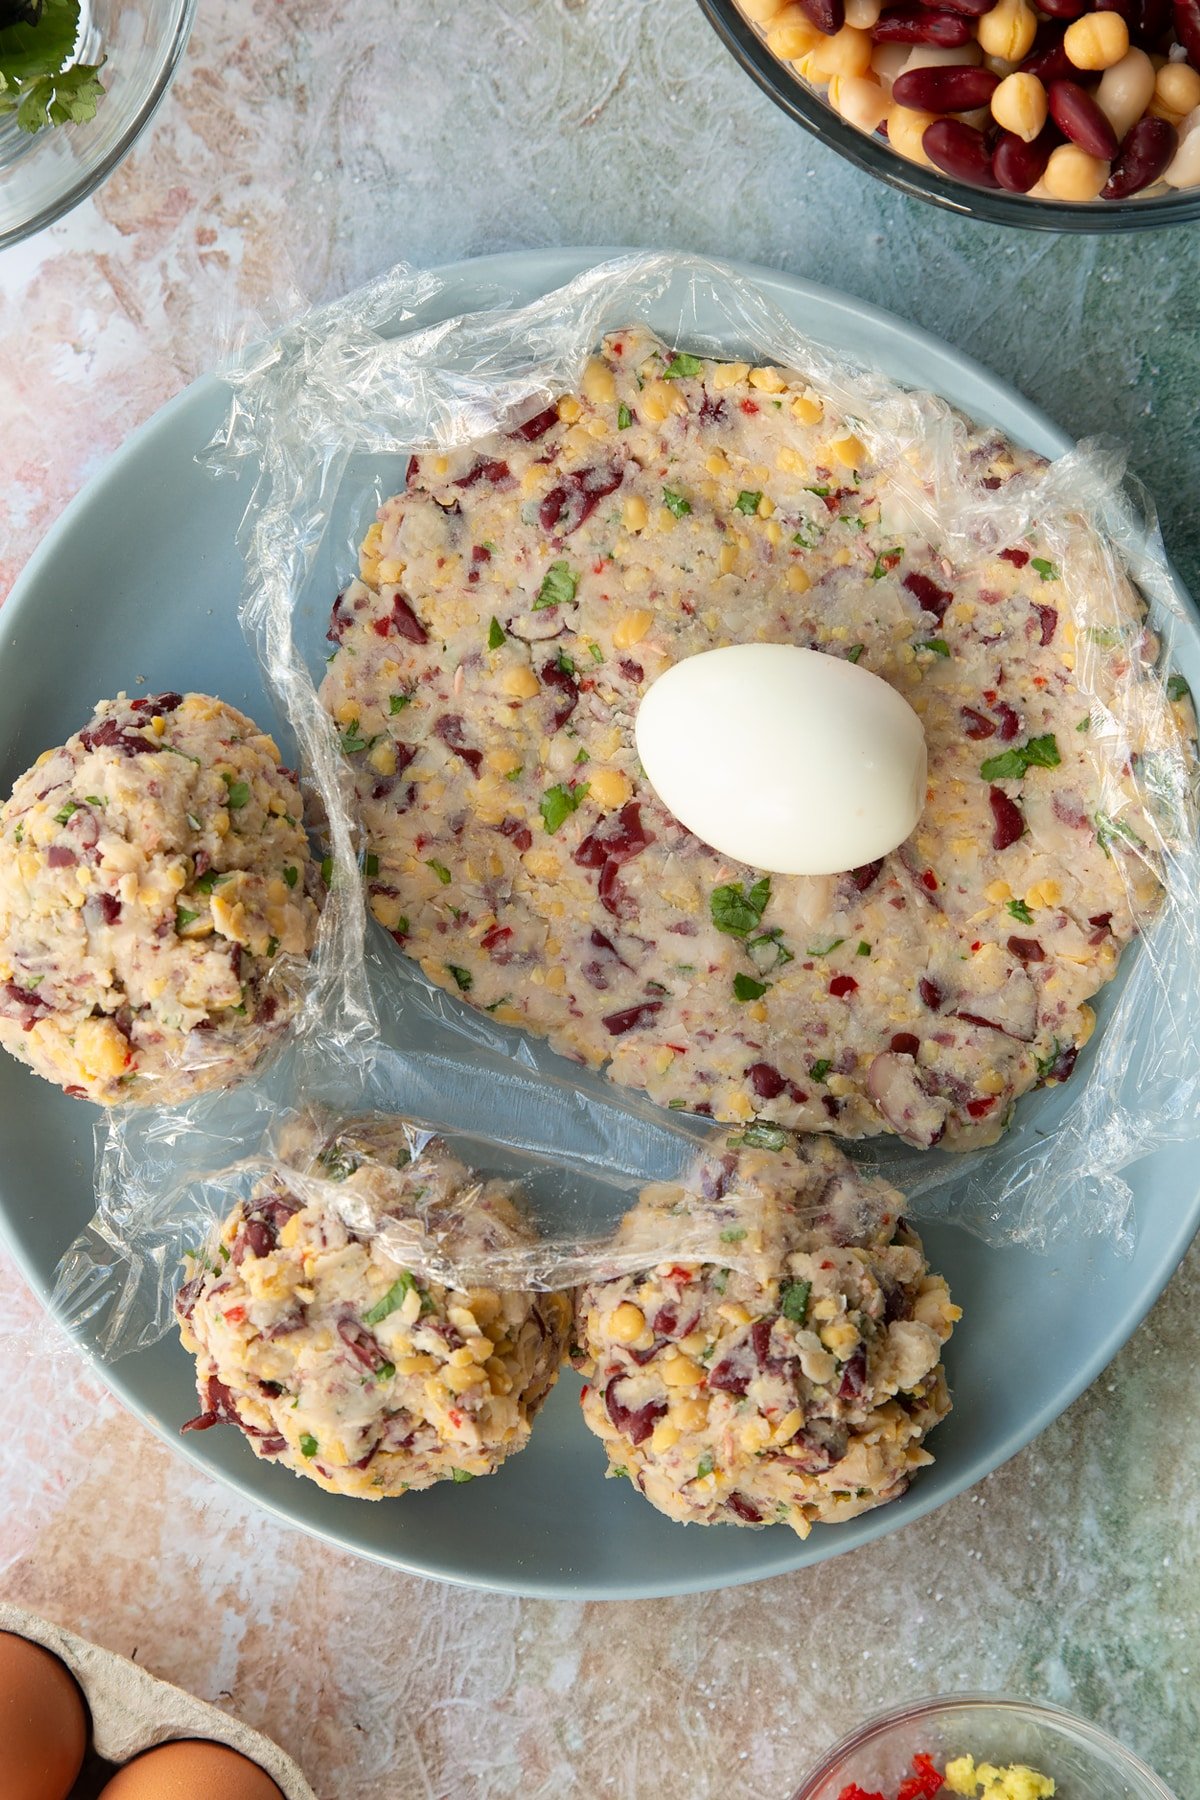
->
[[798, 0, 844, 32], [747, 1061, 788, 1100], [989, 786, 1026, 850], [850, 857, 884, 891], [924, 118, 1004, 185], [605, 1378, 667, 1446], [509, 404, 559, 443], [891, 1032, 921, 1055], [1177, 0, 1200, 57], [1048, 80, 1119, 157], [727, 1493, 764, 1524], [829, 974, 859, 998], [1102, 115, 1178, 197], [994, 700, 1021, 740], [903, 570, 953, 619], [961, 706, 997, 739], [893, 64, 1000, 111], [1136, 0, 1171, 41], [871, 7, 973, 43], [1021, 29, 1076, 84], [993, 127, 1056, 191], [1037, 0, 1089, 16], [918, 976, 944, 1010], [602, 1000, 663, 1036], [1008, 935, 1046, 963], [1034, 603, 1058, 645]]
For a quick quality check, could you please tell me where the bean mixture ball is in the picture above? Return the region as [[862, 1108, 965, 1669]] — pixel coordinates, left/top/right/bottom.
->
[[572, 1135, 958, 1536], [177, 1118, 571, 1498], [741, 0, 1200, 199], [321, 329, 1190, 1152], [0, 692, 320, 1105]]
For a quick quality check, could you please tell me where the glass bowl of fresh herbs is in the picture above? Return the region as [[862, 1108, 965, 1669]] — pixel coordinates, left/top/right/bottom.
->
[[0, 0, 194, 246]]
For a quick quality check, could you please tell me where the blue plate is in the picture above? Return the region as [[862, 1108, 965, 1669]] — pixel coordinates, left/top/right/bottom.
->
[[2, 250, 1198, 1599]]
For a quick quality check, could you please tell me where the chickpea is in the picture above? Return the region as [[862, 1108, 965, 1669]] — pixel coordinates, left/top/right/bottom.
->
[[871, 40, 910, 87], [1042, 142, 1111, 199], [740, 0, 786, 17], [1095, 47, 1156, 141], [1064, 10, 1131, 71], [990, 70, 1048, 141], [767, 13, 823, 58], [808, 25, 875, 79], [829, 72, 891, 131], [844, 0, 882, 25], [976, 0, 1037, 65], [1155, 61, 1200, 117], [887, 103, 938, 164]]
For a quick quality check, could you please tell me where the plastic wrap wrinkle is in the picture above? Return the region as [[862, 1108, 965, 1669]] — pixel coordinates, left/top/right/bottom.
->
[[51, 252, 1200, 1358]]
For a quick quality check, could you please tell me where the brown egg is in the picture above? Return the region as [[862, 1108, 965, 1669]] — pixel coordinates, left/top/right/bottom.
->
[[0, 1630, 89, 1800], [98, 1738, 286, 1800]]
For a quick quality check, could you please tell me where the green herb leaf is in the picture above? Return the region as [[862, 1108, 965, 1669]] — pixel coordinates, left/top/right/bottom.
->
[[195, 870, 229, 895], [487, 617, 506, 650], [696, 1454, 714, 1479], [808, 1058, 832, 1083], [448, 964, 472, 992], [588, 642, 603, 664], [662, 487, 691, 519], [85, 795, 105, 807], [747, 929, 794, 974], [733, 972, 768, 1002], [1095, 811, 1146, 857], [1076, 715, 1091, 733], [556, 649, 575, 675], [338, 721, 368, 755], [720, 1227, 747, 1243], [779, 1279, 811, 1325], [729, 1122, 787, 1151], [846, 644, 865, 664], [320, 856, 334, 887], [617, 403, 633, 430], [1006, 898, 1034, 925], [713, 1269, 729, 1294], [282, 866, 299, 890], [175, 907, 199, 932], [53, 801, 80, 825], [363, 1271, 417, 1326], [223, 776, 251, 809], [1031, 557, 1059, 582], [734, 490, 762, 515], [377, 1361, 396, 1382], [807, 937, 844, 956], [389, 692, 412, 715], [979, 733, 1062, 783], [0, 2, 107, 133], [573, 747, 589, 764], [540, 782, 588, 834], [266, 935, 280, 959], [870, 549, 902, 580], [299, 1433, 319, 1458], [1167, 674, 1192, 704], [505, 767, 523, 782], [662, 351, 702, 380], [917, 639, 950, 657], [710, 876, 770, 937], [1035, 1040, 1063, 1080], [534, 560, 578, 610], [856, 940, 871, 956], [364, 852, 379, 878], [451, 1468, 475, 1483], [426, 858, 452, 885], [804, 484, 831, 498]]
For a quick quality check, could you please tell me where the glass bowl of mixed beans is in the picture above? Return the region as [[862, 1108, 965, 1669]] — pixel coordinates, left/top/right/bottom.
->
[[698, 0, 1200, 225]]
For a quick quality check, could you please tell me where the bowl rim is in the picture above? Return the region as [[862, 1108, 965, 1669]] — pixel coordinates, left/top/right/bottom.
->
[[790, 1692, 1182, 1799], [0, 0, 197, 251], [695, 0, 1200, 234]]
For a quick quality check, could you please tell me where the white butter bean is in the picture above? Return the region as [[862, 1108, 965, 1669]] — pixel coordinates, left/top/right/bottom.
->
[[1095, 47, 1156, 142]]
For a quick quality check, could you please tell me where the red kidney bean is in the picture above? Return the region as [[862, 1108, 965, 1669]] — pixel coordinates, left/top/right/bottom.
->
[[1136, 0, 1172, 42], [1100, 0, 1138, 27], [923, 117, 1005, 183], [992, 126, 1056, 189], [1036, 0, 1089, 16], [1020, 28, 1077, 83], [1048, 79, 1119, 156], [1175, 0, 1200, 62], [871, 6, 974, 42], [1101, 114, 1178, 195], [893, 64, 1000, 110], [929, 0, 996, 13], [798, 0, 845, 32]]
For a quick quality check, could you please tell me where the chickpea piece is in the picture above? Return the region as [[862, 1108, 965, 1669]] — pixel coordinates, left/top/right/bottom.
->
[[829, 72, 890, 131], [1042, 142, 1111, 199], [1155, 61, 1200, 118], [990, 70, 1048, 141], [887, 103, 938, 165], [976, 0, 1037, 65], [1063, 10, 1131, 72]]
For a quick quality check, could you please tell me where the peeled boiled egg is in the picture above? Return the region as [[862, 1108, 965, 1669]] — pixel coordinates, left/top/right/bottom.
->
[[0, 1630, 88, 1800], [634, 643, 926, 874], [98, 1738, 284, 1799]]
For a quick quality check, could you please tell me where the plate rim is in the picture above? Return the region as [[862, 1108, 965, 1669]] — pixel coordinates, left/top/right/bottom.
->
[[2, 245, 1198, 1600]]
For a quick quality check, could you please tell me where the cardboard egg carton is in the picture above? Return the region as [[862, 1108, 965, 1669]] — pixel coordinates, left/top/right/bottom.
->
[[0, 1603, 316, 1799]]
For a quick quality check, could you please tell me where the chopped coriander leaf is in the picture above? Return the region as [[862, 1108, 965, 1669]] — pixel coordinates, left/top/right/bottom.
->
[[846, 644, 865, 664], [1031, 557, 1059, 581], [713, 1269, 729, 1294], [804, 484, 831, 497], [267, 935, 280, 959], [299, 1433, 319, 1458], [668, 1098, 688, 1110], [1035, 1040, 1064, 1080], [283, 865, 298, 888], [807, 937, 844, 956], [588, 643, 603, 664], [662, 351, 703, 379], [451, 1468, 475, 1483], [556, 649, 575, 674], [321, 856, 334, 886], [574, 747, 589, 764], [856, 940, 871, 956], [720, 1228, 747, 1243], [175, 907, 199, 932], [610, 1465, 630, 1480], [779, 1279, 811, 1325], [917, 639, 950, 657], [338, 721, 368, 754], [363, 1270, 417, 1325], [487, 617, 506, 650], [85, 796, 105, 807], [1076, 715, 1091, 733], [12, 824, 22, 843], [1095, 811, 1145, 856], [696, 1454, 715, 1479], [662, 487, 692, 519], [0, 23, 107, 138], [870, 549, 903, 580], [1006, 898, 1034, 925], [195, 869, 229, 894], [733, 972, 768, 1002], [747, 928, 793, 973], [617, 403, 633, 430], [1167, 674, 1192, 703], [731, 1122, 787, 1151], [534, 559, 578, 610], [223, 777, 251, 809], [53, 802, 79, 824], [426, 858, 452, 884], [710, 876, 770, 937], [792, 525, 821, 548], [448, 964, 473, 992], [377, 1362, 396, 1382], [394, 916, 410, 936], [389, 692, 412, 714], [809, 1058, 832, 1083], [364, 852, 379, 878], [505, 766, 523, 781], [979, 732, 1061, 782], [734, 490, 763, 515], [540, 782, 589, 834]]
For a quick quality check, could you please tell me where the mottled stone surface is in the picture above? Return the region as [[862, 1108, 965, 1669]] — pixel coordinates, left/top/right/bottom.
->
[[1, 0, 1199, 1795]]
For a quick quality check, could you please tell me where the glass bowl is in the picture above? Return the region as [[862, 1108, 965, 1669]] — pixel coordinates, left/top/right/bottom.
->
[[697, 0, 1200, 232], [0, 0, 195, 248], [790, 1694, 1180, 1799]]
